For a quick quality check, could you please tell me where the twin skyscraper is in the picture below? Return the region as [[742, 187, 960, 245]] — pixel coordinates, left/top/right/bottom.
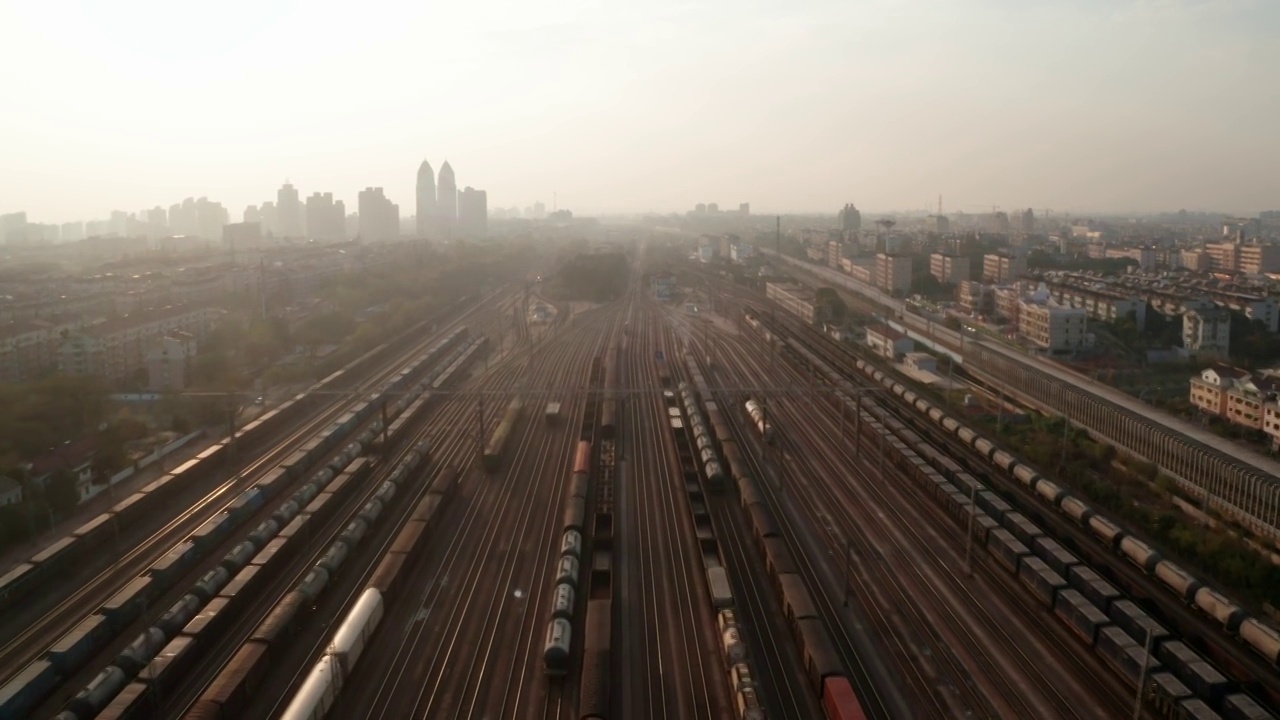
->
[[417, 160, 487, 240]]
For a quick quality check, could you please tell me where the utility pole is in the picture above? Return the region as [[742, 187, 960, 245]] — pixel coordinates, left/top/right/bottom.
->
[[1133, 627, 1153, 719]]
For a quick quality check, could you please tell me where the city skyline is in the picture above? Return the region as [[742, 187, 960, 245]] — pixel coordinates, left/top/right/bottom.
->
[[2, 1, 1277, 222]]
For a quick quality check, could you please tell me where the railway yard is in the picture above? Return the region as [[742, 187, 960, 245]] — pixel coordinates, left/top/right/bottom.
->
[[2, 241, 1280, 720]]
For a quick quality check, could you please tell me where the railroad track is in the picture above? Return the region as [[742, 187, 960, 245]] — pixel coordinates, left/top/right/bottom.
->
[[6, 301, 495, 715], [729, 319, 1133, 717], [622, 304, 726, 719], [350, 307, 618, 719], [695, 326, 905, 720]]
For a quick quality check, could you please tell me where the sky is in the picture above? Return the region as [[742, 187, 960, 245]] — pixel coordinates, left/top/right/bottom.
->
[[1, 0, 1277, 223]]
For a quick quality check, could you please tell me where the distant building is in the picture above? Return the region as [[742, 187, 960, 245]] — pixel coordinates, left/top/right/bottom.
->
[[416, 160, 436, 238], [437, 161, 457, 237], [866, 324, 913, 359], [305, 192, 345, 241], [222, 222, 262, 253], [1018, 298, 1087, 352], [957, 281, 993, 316], [826, 240, 842, 269], [932, 215, 950, 234], [1190, 365, 1276, 431], [1183, 308, 1231, 357], [1017, 208, 1036, 234], [730, 244, 754, 263], [739, 203, 750, 215], [358, 187, 400, 242], [651, 272, 677, 301], [146, 332, 197, 391], [458, 186, 488, 237], [695, 203, 706, 213], [930, 253, 969, 284], [766, 282, 825, 324], [57, 305, 217, 385], [839, 203, 862, 234], [277, 183, 304, 237], [983, 253, 1026, 284], [875, 253, 912, 294]]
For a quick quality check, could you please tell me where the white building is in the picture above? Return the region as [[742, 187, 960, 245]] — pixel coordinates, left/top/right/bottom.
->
[[875, 253, 912, 294], [1183, 308, 1231, 357], [866, 324, 914, 359], [1018, 295, 1088, 352]]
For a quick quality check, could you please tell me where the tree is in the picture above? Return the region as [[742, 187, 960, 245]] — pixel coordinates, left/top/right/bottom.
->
[[46, 470, 81, 517]]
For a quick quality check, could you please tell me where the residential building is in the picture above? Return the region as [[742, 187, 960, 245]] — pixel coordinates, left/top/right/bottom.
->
[[458, 186, 488, 237], [304, 193, 344, 242], [766, 282, 824, 324], [1183, 308, 1231, 357], [866, 324, 913, 359], [277, 182, 304, 238], [1204, 239, 1280, 274], [1264, 401, 1280, 448], [955, 281, 991, 317], [932, 215, 950, 234], [1041, 281, 1147, 330], [983, 253, 1026, 283], [57, 305, 218, 385], [994, 285, 1023, 324], [357, 187, 400, 242], [839, 203, 861, 233], [826, 240, 842, 269], [146, 332, 197, 391], [1190, 365, 1276, 430], [875, 253, 912, 294], [222, 222, 262, 254], [930, 253, 969, 284], [650, 272, 677, 301], [1018, 298, 1088, 352], [730, 244, 754, 263]]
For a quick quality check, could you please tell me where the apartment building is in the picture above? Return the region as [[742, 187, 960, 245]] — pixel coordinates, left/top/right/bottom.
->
[[765, 282, 824, 324], [866, 324, 914, 359], [983, 253, 1026, 284], [1190, 365, 1276, 430], [1043, 282, 1147, 330], [146, 332, 197, 391], [875, 253, 912, 294], [1204, 240, 1280, 274], [930, 253, 970, 284], [58, 304, 218, 385], [956, 281, 993, 316], [1017, 298, 1088, 352], [1183, 307, 1231, 357]]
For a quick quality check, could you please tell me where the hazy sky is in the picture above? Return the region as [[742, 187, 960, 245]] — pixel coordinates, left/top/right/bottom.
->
[[2, 0, 1277, 223]]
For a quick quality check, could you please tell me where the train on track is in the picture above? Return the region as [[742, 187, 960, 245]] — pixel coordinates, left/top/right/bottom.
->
[[682, 352, 868, 720], [544, 439, 590, 677], [600, 344, 621, 440], [483, 397, 525, 472], [276, 468, 457, 720], [744, 399, 773, 443], [765, 316, 1277, 719], [0, 327, 477, 720]]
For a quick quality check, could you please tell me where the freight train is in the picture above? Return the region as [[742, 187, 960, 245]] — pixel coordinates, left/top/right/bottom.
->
[[765, 319, 1277, 718], [483, 397, 525, 472], [684, 350, 868, 720], [544, 439, 591, 677], [0, 327, 475, 720]]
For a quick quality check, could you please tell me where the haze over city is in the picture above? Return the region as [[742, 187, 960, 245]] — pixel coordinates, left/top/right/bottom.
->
[[3, 0, 1278, 223]]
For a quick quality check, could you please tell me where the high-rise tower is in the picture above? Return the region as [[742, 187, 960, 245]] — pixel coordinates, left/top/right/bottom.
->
[[416, 160, 436, 238], [437, 161, 457, 237], [277, 182, 303, 237]]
